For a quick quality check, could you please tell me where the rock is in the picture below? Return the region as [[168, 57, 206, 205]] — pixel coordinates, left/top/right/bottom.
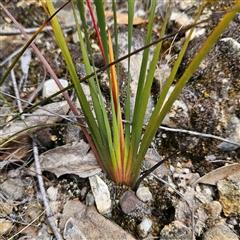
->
[[64, 217, 87, 240], [120, 190, 143, 214], [217, 174, 240, 217], [137, 218, 152, 238], [7, 169, 21, 179], [136, 187, 152, 202], [203, 222, 238, 240], [89, 175, 112, 214], [207, 201, 222, 221], [160, 220, 194, 240], [47, 186, 58, 201], [49, 201, 61, 214], [0, 218, 13, 235], [42, 79, 68, 99], [59, 200, 135, 240], [0, 178, 25, 200], [217, 115, 240, 151], [0, 200, 13, 217], [220, 37, 240, 57], [85, 192, 95, 206]]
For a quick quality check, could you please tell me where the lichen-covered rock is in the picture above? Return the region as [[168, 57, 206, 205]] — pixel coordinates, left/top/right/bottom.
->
[[203, 222, 238, 240], [217, 174, 240, 217], [160, 220, 194, 240]]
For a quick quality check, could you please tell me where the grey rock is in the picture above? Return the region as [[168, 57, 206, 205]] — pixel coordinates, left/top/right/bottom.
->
[[64, 217, 87, 240], [136, 187, 152, 202], [160, 220, 194, 240], [203, 222, 238, 240], [47, 186, 58, 201], [89, 175, 112, 214], [42, 79, 68, 99], [59, 200, 135, 240], [0, 178, 25, 200], [217, 115, 240, 151]]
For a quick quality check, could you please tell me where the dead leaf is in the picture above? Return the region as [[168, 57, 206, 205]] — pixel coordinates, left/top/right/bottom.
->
[[0, 136, 31, 163], [0, 101, 69, 147], [0, 101, 69, 166], [191, 163, 240, 186], [29, 141, 101, 178]]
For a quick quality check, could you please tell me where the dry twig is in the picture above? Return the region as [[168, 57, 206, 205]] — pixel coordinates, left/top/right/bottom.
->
[[32, 140, 63, 240]]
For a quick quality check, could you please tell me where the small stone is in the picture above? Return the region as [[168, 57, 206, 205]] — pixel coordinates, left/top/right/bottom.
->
[[0, 219, 13, 235], [7, 169, 21, 179], [137, 218, 152, 238], [89, 175, 112, 214], [47, 186, 58, 201], [42, 79, 68, 99], [203, 222, 238, 240], [207, 201, 222, 221], [50, 201, 61, 214], [0, 178, 25, 200], [160, 220, 193, 240], [119, 190, 142, 214], [227, 217, 238, 226], [217, 115, 240, 151], [136, 187, 152, 202], [85, 192, 95, 206], [0, 200, 13, 217]]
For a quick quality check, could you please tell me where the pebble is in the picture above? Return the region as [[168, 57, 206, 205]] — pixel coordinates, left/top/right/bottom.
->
[[0, 178, 25, 200], [89, 175, 112, 214], [136, 187, 152, 202], [217, 115, 240, 151], [0, 200, 13, 217], [42, 79, 68, 99], [203, 222, 238, 240], [47, 186, 58, 201], [137, 218, 152, 238], [0, 218, 13, 235], [7, 169, 21, 179], [85, 192, 95, 206], [207, 201, 222, 221], [119, 190, 142, 214]]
